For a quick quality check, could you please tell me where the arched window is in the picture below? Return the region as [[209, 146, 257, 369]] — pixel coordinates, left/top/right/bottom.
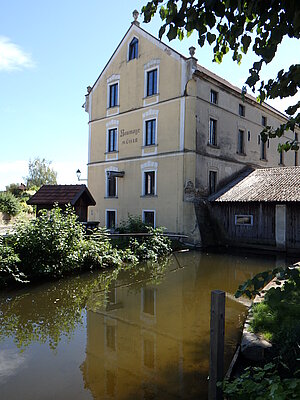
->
[[129, 38, 138, 60]]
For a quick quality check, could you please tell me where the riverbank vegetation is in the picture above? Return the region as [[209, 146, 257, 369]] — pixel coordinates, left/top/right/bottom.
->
[[0, 205, 171, 288], [221, 266, 300, 399]]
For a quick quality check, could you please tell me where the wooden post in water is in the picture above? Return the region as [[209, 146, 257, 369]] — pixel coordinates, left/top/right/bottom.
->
[[209, 290, 225, 400]]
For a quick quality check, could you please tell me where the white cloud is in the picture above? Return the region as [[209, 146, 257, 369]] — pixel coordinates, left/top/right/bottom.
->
[[0, 36, 34, 71], [0, 349, 27, 384]]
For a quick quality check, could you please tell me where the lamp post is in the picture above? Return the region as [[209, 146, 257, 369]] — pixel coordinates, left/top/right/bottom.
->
[[76, 169, 88, 182]]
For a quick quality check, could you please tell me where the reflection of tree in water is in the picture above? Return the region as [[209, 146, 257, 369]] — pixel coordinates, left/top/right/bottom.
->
[[0, 257, 171, 350]]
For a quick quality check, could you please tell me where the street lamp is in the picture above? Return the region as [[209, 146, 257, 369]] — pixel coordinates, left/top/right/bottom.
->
[[76, 169, 88, 182]]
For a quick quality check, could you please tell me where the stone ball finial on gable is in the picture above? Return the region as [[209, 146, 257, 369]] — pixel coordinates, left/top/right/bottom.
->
[[189, 46, 196, 58]]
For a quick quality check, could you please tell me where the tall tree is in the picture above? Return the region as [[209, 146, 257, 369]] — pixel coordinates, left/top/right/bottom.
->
[[142, 0, 300, 150], [25, 157, 57, 189]]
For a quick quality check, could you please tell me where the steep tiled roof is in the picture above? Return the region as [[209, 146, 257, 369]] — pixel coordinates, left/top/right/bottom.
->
[[27, 185, 96, 206], [211, 167, 300, 202]]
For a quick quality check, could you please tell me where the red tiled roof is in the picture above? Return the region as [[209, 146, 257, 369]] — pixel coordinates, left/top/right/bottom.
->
[[212, 167, 300, 202], [27, 185, 96, 206]]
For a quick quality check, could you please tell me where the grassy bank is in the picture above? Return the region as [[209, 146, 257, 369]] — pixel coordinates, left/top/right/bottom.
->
[[221, 266, 300, 399]]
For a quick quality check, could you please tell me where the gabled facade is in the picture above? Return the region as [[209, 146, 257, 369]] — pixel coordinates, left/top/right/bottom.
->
[[84, 13, 298, 245]]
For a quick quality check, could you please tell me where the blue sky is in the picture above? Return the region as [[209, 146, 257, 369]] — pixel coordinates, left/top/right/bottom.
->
[[0, 0, 299, 190]]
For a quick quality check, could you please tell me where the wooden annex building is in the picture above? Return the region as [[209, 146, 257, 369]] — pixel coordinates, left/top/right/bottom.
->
[[209, 167, 300, 253], [27, 185, 96, 222]]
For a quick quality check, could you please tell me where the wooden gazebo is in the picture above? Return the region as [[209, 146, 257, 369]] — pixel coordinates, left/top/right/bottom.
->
[[27, 185, 96, 222]]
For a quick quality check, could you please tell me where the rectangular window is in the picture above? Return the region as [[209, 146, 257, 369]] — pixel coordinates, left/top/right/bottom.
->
[[106, 325, 116, 351], [109, 83, 118, 108], [239, 104, 245, 117], [146, 69, 158, 96], [129, 37, 138, 60], [143, 337, 155, 369], [143, 288, 155, 315], [106, 210, 116, 230], [279, 150, 284, 165], [235, 215, 253, 226], [237, 129, 244, 154], [248, 131, 251, 141], [210, 90, 218, 104], [209, 171, 217, 195], [106, 371, 116, 397], [144, 171, 155, 195], [107, 176, 116, 197], [143, 210, 155, 227], [295, 133, 298, 166], [145, 119, 156, 146], [261, 141, 267, 160], [209, 118, 217, 146], [262, 116, 267, 126], [108, 128, 117, 152]]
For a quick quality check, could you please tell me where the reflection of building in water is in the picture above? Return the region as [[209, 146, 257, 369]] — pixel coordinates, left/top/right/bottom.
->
[[80, 255, 265, 399]]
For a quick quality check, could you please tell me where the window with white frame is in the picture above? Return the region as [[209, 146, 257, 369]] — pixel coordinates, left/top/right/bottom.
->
[[108, 82, 118, 108], [146, 68, 158, 96], [106, 210, 116, 230], [209, 118, 217, 146], [235, 215, 253, 226], [145, 119, 156, 146], [108, 128, 117, 152], [128, 37, 138, 60], [107, 174, 117, 197], [143, 210, 155, 227], [144, 171, 155, 195], [141, 161, 158, 196]]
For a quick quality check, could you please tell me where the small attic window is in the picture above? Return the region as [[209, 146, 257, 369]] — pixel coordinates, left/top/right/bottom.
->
[[129, 37, 138, 60]]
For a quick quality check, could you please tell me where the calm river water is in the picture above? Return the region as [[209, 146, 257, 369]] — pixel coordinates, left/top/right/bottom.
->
[[0, 250, 292, 399]]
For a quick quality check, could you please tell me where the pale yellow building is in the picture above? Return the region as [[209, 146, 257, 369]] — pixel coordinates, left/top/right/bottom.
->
[[84, 12, 298, 245]]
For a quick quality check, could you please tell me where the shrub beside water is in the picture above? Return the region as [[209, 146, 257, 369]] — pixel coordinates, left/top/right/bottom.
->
[[0, 206, 172, 287]]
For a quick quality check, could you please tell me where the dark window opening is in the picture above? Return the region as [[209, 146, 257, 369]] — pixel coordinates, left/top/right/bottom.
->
[[248, 131, 251, 141], [209, 118, 217, 146], [108, 128, 117, 152], [106, 371, 116, 397], [143, 288, 155, 315], [146, 69, 158, 97], [129, 37, 138, 60], [261, 141, 267, 160], [109, 83, 118, 108], [106, 325, 116, 350], [209, 171, 217, 194], [144, 171, 155, 195], [262, 115, 267, 126], [143, 338, 155, 369], [107, 176, 116, 197], [210, 90, 218, 104], [279, 150, 284, 165], [106, 211, 116, 230], [143, 211, 155, 227], [145, 119, 156, 146], [238, 129, 244, 154], [239, 104, 245, 117]]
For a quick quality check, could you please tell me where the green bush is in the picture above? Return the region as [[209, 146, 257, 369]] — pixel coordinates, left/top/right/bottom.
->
[[0, 191, 20, 216], [1, 206, 172, 286], [118, 214, 149, 233], [129, 227, 171, 262], [221, 363, 300, 400], [0, 239, 27, 287]]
